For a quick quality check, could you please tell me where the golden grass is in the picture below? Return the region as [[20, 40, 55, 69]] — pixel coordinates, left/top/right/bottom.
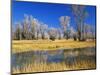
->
[[12, 60, 96, 74], [12, 39, 96, 53]]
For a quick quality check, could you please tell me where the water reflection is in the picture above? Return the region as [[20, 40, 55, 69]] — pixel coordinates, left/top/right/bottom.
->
[[12, 47, 96, 70]]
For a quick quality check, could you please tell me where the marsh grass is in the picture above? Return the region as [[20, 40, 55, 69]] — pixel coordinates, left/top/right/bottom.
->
[[12, 59, 96, 74]]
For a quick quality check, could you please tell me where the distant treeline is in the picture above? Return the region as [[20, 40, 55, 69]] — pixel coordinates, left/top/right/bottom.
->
[[12, 5, 95, 41]]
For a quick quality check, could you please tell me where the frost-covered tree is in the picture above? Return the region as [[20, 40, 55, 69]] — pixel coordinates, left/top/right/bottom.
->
[[44, 31, 50, 39], [40, 23, 48, 39], [22, 14, 30, 40], [59, 16, 70, 39], [48, 27, 58, 41]]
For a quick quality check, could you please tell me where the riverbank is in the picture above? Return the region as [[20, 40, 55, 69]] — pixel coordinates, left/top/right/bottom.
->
[[12, 39, 95, 53]]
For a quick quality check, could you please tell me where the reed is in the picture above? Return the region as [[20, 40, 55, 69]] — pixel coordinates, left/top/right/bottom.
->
[[12, 59, 96, 74]]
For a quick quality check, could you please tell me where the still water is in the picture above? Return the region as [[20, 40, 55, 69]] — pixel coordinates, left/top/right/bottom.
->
[[12, 47, 96, 73]]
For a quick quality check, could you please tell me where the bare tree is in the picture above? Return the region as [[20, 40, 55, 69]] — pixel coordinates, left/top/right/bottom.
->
[[71, 5, 88, 41], [40, 23, 48, 39], [84, 23, 95, 40], [22, 14, 30, 40], [14, 14, 74, 41], [35, 19, 41, 40], [59, 16, 70, 39], [70, 27, 77, 40], [12, 25, 16, 40], [57, 28, 63, 39], [48, 27, 58, 41], [30, 15, 36, 39], [30, 15, 42, 40], [15, 22, 22, 40], [44, 31, 50, 39]]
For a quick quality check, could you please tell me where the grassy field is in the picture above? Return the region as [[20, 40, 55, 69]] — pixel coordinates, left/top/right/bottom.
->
[[12, 39, 95, 53]]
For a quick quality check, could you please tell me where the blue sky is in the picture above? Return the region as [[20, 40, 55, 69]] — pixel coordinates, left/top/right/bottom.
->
[[12, 1, 96, 30]]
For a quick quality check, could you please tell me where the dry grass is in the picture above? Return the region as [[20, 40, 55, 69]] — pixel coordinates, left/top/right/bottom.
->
[[12, 39, 95, 53], [12, 60, 96, 74]]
